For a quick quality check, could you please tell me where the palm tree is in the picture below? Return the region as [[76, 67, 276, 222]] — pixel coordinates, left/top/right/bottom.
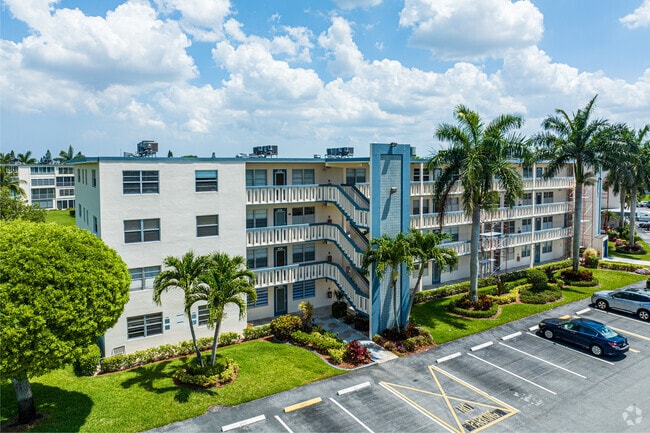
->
[[153, 251, 211, 367], [428, 105, 529, 302], [534, 95, 610, 271], [0, 164, 25, 197], [55, 145, 84, 163], [362, 231, 414, 333], [16, 151, 36, 165], [199, 253, 256, 367]]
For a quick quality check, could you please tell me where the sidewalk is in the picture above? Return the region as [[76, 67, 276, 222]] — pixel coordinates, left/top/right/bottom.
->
[[311, 306, 398, 364]]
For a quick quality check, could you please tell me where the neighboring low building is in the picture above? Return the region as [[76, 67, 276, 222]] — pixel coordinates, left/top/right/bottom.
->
[[73, 142, 607, 356], [0, 163, 76, 210]]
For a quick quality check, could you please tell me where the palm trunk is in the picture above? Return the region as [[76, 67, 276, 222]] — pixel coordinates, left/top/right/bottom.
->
[[187, 316, 204, 367], [12, 373, 37, 424], [210, 319, 222, 367], [407, 268, 426, 328], [392, 274, 400, 333], [573, 182, 584, 272], [619, 183, 626, 229], [469, 206, 481, 302], [630, 186, 638, 246]]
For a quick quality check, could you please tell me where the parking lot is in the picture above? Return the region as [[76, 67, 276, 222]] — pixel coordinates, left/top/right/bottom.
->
[[151, 298, 650, 433]]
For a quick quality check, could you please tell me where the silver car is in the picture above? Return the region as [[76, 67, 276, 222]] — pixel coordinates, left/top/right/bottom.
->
[[592, 287, 650, 321]]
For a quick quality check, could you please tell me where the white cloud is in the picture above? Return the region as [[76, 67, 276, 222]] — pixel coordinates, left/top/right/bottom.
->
[[2, 0, 197, 90], [153, 0, 232, 42], [333, 0, 382, 10], [399, 0, 543, 60], [620, 0, 650, 29], [318, 16, 365, 77]]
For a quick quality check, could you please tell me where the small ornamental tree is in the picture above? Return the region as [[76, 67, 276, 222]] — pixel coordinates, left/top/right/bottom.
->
[[0, 221, 130, 424]]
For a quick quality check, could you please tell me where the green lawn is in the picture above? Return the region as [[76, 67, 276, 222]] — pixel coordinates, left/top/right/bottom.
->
[[1, 341, 345, 433], [608, 238, 650, 261], [45, 209, 76, 226], [411, 269, 647, 345]]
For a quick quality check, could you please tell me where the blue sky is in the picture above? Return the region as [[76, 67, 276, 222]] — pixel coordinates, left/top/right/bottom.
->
[[1, 0, 649, 159]]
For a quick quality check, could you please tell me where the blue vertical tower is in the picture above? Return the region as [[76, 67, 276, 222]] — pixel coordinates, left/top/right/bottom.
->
[[369, 142, 412, 336]]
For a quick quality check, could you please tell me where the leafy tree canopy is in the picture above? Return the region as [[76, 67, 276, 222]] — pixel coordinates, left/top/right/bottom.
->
[[0, 189, 46, 222], [0, 220, 130, 378]]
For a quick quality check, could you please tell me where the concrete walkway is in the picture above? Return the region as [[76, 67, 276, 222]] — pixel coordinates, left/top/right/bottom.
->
[[311, 306, 398, 364]]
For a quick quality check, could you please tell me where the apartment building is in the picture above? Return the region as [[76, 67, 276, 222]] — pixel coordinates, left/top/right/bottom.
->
[[73, 143, 606, 356], [1, 163, 76, 209]]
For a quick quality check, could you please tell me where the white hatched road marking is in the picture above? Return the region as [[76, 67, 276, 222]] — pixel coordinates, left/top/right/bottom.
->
[[329, 398, 375, 433], [467, 353, 557, 395]]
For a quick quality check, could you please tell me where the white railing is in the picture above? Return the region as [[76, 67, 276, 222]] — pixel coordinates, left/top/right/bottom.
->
[[523, 177, 574, 190], [247, 224, 365, 267], [355, 183, 371, 199], [481, 227, 573, 251], [253, 262, 369, 315], [246, 185, 369, 228]]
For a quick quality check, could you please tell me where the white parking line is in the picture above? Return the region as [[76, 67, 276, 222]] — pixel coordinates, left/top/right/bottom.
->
[[525, 332, 615, 365], [467, 353, 557, 395], [576, 308, 591, 315], [608, 326, 650, 342], [329, 398, 375, 433], [274, 415, 294, 433], [497, 342, 587, 378], [590, 308, 650, 326], [221, 415, 266, 431]]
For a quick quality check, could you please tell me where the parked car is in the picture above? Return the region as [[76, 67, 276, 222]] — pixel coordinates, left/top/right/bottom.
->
[[639, 222, 650, 229], [639, 201, 650, 208], [592, 287, 650, 321], [538, 317, 629, 356]]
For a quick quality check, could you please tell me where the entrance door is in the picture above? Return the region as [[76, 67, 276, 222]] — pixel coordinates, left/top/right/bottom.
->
[[534, 244, 541, 264], [274, 247, 287, 267], [431, 262, 441, 284], [274, 208, 287, 226], [274, 286, 287, 316], [273, 169, 287, 186]]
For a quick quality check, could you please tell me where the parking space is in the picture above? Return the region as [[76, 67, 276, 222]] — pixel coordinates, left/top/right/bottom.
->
[[151, 298, 650, 433]]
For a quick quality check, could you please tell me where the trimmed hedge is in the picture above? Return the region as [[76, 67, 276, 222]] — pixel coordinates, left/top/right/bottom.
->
[[74, 344, 102, 377], [565, 278, 600, 287], [599, 261, 650, 272], [173, 357, 239, 388], [448, 302, 499, 318], [243, 324, 272, 340], [519, 284, 562, 304], [270, 314, 302, 341]]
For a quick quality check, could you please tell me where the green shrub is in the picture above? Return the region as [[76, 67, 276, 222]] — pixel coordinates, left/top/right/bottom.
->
[[218, 332, 241, 347], [243, 324, 271, 340], [344, 340, 372, 365], [73, 344, 101, 377], [372, 334, 382, 344], [561, 269, 593, 282], [270, 314, 302, 341], [527, 269, 548, 292], [566, 278, 600, 287], [173, 357, 239, 388], [454, 294, 493, 311], [331, 301, 348, 318], [328, 348, 345, 364], [519, 285, 562, 304]]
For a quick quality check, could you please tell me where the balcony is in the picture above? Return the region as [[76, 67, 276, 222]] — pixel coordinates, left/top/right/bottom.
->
[[253, 261, 370, 315], [409, 177, 574, 198], [247, 184, 369, 229]]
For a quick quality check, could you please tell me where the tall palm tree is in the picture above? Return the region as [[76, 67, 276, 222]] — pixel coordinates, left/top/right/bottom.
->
[[16, 151, 36, 165], [362, 231, 414, 333], [55, 145, 84, 163], [428, 105, 529, 302], [534, 95, 610, 271], [153, 251, 211, 367], [199, 253, 256, 367]]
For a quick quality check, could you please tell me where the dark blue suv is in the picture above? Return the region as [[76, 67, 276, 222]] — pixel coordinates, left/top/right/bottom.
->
[[538, 317, 629, 356]]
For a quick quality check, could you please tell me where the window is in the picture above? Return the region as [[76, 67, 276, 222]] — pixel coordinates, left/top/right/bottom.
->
[[122, 170, 159, 194], [30, 166, 54, 174], [247, 209, 268, 228], [506, 247, 515, 260], [293, 243, 316, 263], [292, 169, 315, 185], [124, 219, 160, 243], [198, 304, 210, 326], [31, 178, 55, 186], [447, 197, 460, 212], [56, 199, 75, 209], [246, 169, 267, 186], [422, 199, 430, 214], [523, 165, 533, 178], [293, 281, 316, 300], [248, 288, 269, 308], [33, 199, 53, 209], [522, 193, 533, 206], [521, 218, 532, 233], [55, 176, 74, 187], [31, 188, 55, 199], [536, 167, 544, 178], [92, 169, 97, 187], [412, 168, 430, 182], [93, 216, 98, 234], [542, 216, 553, 229], [247, 248, 268, 269], [195, 170, 218, 192], [58, 188, 74, 197], [345, 168, 366, 184], [543, 191, 554, 203], [443, 227, 459, 242], [542, 241, 553, 254], [433, 168, 442, 181], [521, 245, 531, 258], [292, 206, 315, 224], [505, 221, 515, 234], [128, 266, 161, 291], [196, 215, 219, 237], [127, 313, 163, 339], [58, 166, 74, 174], [412, 200, 421, 215]]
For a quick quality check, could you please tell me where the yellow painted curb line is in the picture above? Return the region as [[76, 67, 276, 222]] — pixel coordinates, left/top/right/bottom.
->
[[284, 397, 322, 413]]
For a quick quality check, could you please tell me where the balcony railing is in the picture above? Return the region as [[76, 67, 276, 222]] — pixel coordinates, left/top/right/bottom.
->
[[409, 177, 575, 197], [247, 223, 366, 268], [253, 261, 369, 315], [247, 184, 369, 228]]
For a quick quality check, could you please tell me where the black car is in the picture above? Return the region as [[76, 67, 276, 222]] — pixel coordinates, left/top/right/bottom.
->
[[538, 317, 629, 356]]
